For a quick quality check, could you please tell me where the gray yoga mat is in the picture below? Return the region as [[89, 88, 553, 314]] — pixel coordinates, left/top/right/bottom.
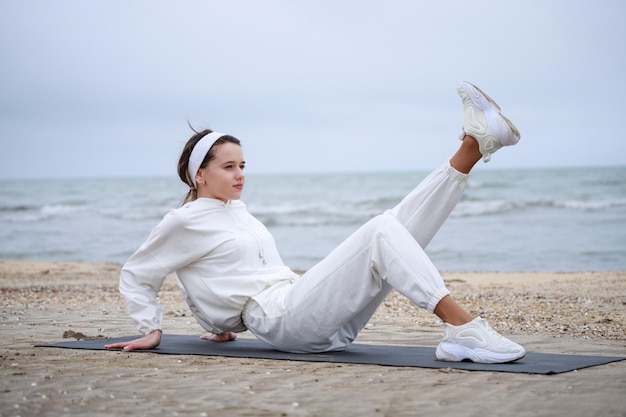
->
[[37, 334, 625, 375]]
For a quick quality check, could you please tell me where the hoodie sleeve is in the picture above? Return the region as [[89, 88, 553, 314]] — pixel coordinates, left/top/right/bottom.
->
[[119, 209, 207, 335]]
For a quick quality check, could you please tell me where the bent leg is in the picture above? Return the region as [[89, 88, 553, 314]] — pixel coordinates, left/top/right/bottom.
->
[[244, 140, 484, 353], [245, 213, 450, 353]]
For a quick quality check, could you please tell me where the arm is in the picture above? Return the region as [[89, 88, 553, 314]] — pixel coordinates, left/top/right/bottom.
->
[[112, 210, 205, 340]]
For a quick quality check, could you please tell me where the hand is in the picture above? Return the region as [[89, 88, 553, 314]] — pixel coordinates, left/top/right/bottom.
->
[[200, 332, 237, 342], [104, 330, 162, 351]]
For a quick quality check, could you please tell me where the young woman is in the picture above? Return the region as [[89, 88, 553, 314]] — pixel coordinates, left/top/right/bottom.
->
[[106, 82, 526, 364]]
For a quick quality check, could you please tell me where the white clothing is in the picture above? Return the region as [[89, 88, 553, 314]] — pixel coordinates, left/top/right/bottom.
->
[[119, 161, 467, 353], [243, 161, 467, 352], [119, 198, 298, 335]]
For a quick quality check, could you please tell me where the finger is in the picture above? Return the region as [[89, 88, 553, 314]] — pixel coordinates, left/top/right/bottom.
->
[[104, 342, 130, 349]]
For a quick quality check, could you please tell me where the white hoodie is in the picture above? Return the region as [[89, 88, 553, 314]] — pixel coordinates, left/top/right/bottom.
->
[[119, 198, 298, 335]]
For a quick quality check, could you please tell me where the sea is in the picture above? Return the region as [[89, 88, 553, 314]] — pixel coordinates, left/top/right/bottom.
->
[[1, 166, 625, 273]]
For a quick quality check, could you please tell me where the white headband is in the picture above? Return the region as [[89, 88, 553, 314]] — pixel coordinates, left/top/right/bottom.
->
[[188, 131, 227, 187]]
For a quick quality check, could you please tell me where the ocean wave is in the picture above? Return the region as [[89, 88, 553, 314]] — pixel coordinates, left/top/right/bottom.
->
[[0, 203, 93, 223], [255, 206, 374, 227], [452, 198, 626, 217], [0, 204, 37, 213], [99, 205, 174, 222], [0, 202, 166, 224], [252, 195, 626, 225], [452, 200, 519, 217], [40, 203, 91, 216], [556, 199, 626, 211]]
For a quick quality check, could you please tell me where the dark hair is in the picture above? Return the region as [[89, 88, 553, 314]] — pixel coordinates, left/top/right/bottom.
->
[[178, 127, 241, 204]]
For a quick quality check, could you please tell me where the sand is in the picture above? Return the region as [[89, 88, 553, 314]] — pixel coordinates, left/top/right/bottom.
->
[[1, 259, 625, 417]]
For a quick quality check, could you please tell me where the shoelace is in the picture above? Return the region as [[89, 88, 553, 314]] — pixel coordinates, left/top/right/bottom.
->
[[476, 318, 504, 341]]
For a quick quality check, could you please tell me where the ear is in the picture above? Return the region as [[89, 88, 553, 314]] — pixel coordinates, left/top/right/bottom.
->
[[195, 168, 205, 186]]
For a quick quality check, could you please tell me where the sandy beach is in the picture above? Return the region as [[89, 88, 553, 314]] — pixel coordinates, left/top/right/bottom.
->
[[1, 259, 625, 417]]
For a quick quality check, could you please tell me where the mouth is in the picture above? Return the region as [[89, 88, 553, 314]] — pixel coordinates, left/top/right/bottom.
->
[[234, 184, 244, 190]]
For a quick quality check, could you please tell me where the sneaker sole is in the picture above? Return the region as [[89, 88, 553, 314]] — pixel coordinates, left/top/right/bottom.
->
[[436, 342, 526, 364]]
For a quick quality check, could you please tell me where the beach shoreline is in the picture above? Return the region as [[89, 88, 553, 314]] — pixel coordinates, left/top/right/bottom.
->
[[2, 260, 625, 416]]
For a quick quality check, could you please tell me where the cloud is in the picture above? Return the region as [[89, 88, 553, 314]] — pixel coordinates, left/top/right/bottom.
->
[[1, 1, 625, 179]]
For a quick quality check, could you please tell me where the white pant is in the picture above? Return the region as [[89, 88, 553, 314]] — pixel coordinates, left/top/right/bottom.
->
[[243, 161, 468, 353]]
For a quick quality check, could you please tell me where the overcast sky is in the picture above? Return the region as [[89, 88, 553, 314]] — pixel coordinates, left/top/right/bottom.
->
[[1, 1, 624, 179]]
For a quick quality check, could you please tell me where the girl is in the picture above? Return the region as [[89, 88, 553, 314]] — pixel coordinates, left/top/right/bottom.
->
[[106, 82, 526, 364]]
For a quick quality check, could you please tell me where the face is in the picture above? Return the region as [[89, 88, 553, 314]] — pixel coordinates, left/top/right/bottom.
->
[[195, 142, 245, 202]]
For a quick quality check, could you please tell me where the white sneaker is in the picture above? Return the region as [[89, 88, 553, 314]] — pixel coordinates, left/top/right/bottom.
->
[[457, 81, 521, 162], [435, 317, 526, 364]]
